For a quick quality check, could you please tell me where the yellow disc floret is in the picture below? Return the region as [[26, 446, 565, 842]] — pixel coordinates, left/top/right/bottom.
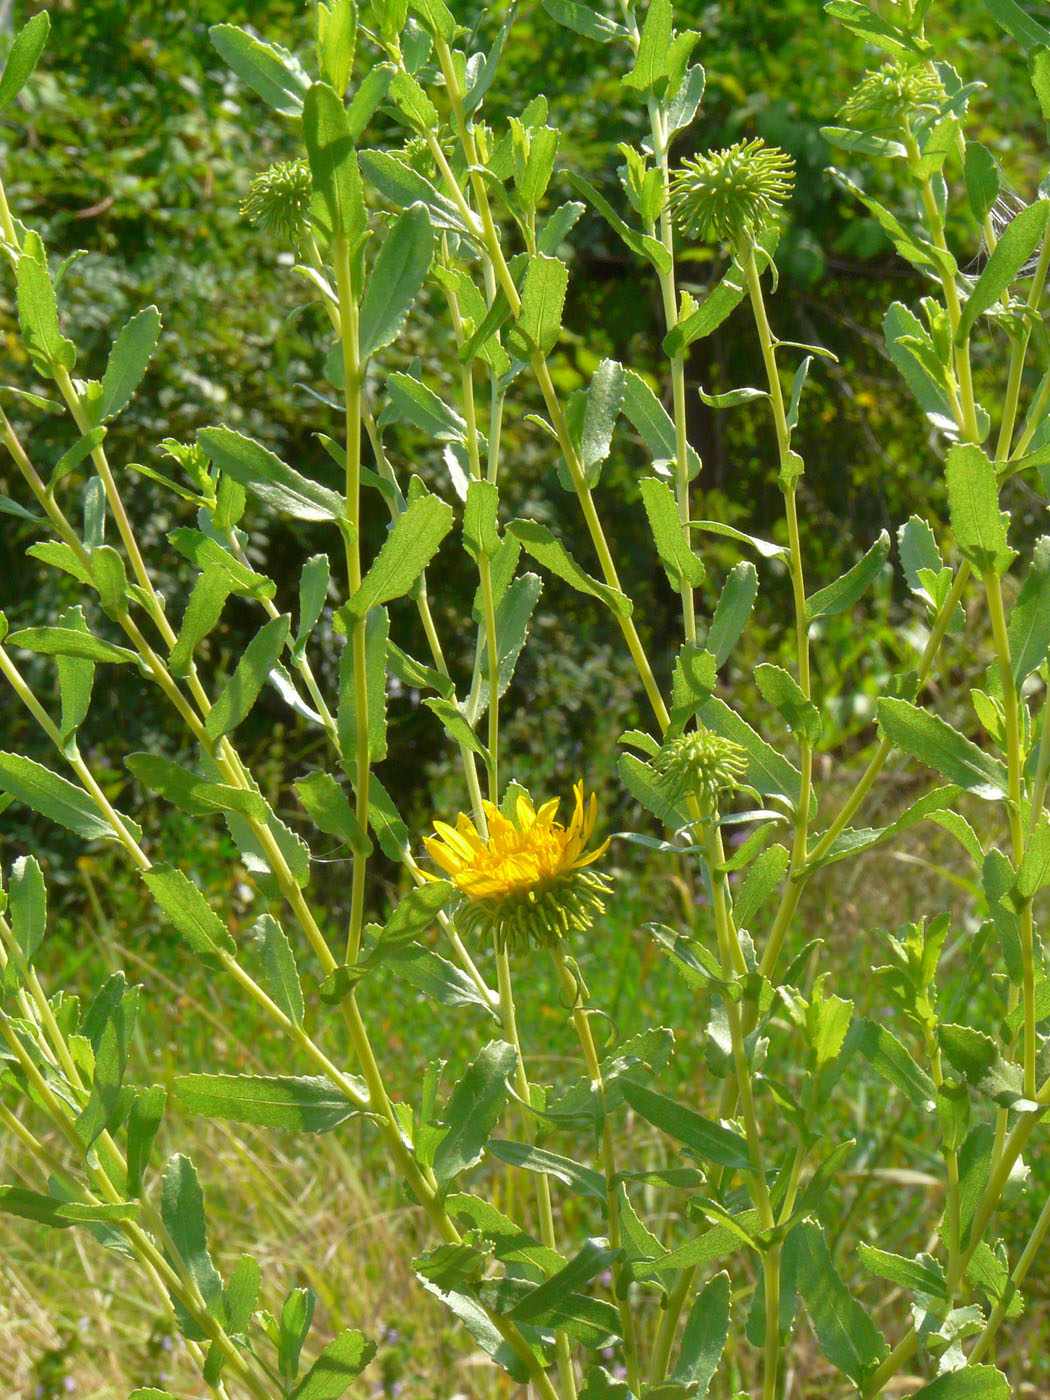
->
[[423, 783, 611, 951]]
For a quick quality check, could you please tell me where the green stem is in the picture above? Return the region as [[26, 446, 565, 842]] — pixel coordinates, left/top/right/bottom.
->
[[551, 947, 641, 1396], [995, 228, 1050, 460]]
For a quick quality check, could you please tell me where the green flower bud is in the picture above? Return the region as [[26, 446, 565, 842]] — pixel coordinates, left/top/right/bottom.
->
[[670, 139, 794, 247], [241, 159, 313, 243], [654, 728, 748, 815]]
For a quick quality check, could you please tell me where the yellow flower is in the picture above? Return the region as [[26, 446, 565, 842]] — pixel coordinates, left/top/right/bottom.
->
[[423, 783, 611, 951]]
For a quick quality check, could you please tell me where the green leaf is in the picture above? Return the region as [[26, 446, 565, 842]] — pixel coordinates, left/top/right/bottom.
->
[[295, 554, 331, 656], [90, 545, 129, 619], [142, 865, 236, 961], [664, 267, 745, 357], [387, 942, 495, 1015], [9, 854, 46, 965], [857, 1243, 946, 1297], [671, 1270, 731, 1394], [317, 0, 357, 94], [97, 307, 161, 421], [49, 426, 106, 489], [198, 427, 345, 523], [175, 1074, 361, 1132], [622, 0, 672, 92], [639, 477, 706, 590], [696, 697, 802, 805], [463, 478, 501, 562], [358, 204, 434, 361], [278, 1287, 315, 1384], [295, 771, 371, 854], [670, 643, 717, 726], [385, 371, 466, 440], [565, 172, 671, 274], [304, 80, 366, 247], [508, 253, 568, 357], [289, 1330, 378, 1400], [689, 519, 786, 560], [126, 1085, 166, 1198], [224, 1253, 262, 1337], [337, 605, 388, 761], [471, 572, 543, 714], [707, 561, 758, 667], [824, 0, 932, 58], [575, 358, 624, 478], [204, 614, 290, 742], [755, 663, 822, 743], [908, 1366, 1010, 1399], [541, 0, 628, 41], [373, 881, 453, 959], [983, 0, 1050, 52], [126, 752, 268, 822], [622, 369, 702, 477], [876, 697, 1007, 798], [619, 1079, 751, 1170], [856, 1018, 937, 1107], [16, 247, 76, 377], [209, 24, 310, 115], [168, 530, 277, 601], [169, 567, 232, 678], [0, 752, 140, 843], [0, 12, 49, 113], [447, 1193, 565, 1274], [433, 1040, 517, 1188], [0, 1186, 138, 1229], [795, 1219, 889, 1384], [735, 845, 790, 929], [343, 493, 453, 623], [486, 1140, 606, 1200], [964, 141, 999, 224], [958, 199, 1050, 342], [805, 531, 889, 620], [51, 606, 94, 755], [1008, 535, 1050, 684], [250, 914, 305, 1027], [160, 1154, 224, 1336], [7, 625, 138, 667], [359, 148, 474, 239], [508, 519, 632, 617], [505, 1237, 618, 1323], [830, 168, 949, 275]]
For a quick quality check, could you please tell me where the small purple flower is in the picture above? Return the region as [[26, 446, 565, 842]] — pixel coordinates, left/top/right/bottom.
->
[[382, 1327, 400, 1345], [612, 1364, 628, 1381], [601, 1346, 615, 1360], [598, 1269, 614, 1289], [160, 1336, 174, 1352], [64, 1381, 77, 1394]]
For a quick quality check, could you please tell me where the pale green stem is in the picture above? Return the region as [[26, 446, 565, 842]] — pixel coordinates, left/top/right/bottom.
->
[[995, 228, 1050, 459], [551, 948, 641, 1396], [967, 1184, 1050, 1365], [986, 572, 1036, 1098]]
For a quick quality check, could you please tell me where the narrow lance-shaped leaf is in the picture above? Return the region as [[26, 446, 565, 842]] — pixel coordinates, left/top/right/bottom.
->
[[126, 752, 269, 822], [795, 1219, 889, 1384], [621, 368, 702, 477], [175, 1073, 362, 1132], [0, 752, 141, 843], [198, 427, 345, 523], [433, 1041, 518, 1188], [358, 204, 434, 361], [161, 1155, 225, 1321], [209, 24, 310, 115], [10, 855, 46, 965], [1007, 535, 1050, 684], [8, 625, 139, 666], [876, 697, 1007, 798], [707, 561, 758, 667], [507, 253, 568, 357], [289, 1330, 378, 1400], [337, 606, 388, 761], [0, 1187, 139, 1229], [541, 0, 628, 41], [507, 519, 632, 618], [343, 492, 454, 622], [250, 914, 305, 1027], [0, 12, 50, 113], [639, 477, 706, 591], [97, 306, 161, 421], [671, 1271, 731, 1395], [907, 1367, 1011, 1399], [304, 81, 365, 247], [983, 0, 1050, 51], [16, 246, 77, 377], [295, 770, 372, 855], [204, 614, 290, 742], [142, 865, 237, 962], [958, 198, 1050, 342], [619, 1079, 752, 1171], [805, 531, 890, 620]]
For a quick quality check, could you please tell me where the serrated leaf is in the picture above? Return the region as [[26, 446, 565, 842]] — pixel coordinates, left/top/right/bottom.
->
[[0, 752, 139, 842], [359, 204, 434, 360], [508, 253, 568, 357], [97, 307, 161, 421], [126, 752, 268, 822], [805, 531, 889, 620], [1007, 535, 1050, 683], [289, 1330, 378, 1400], [697, 696, 801, 804], [639, 476, 706, 590], [175, 1074, 360, 1132], [795, 1219, 889, 1383], [856, 1018, 936, 1106], [16, 249, 76, 377], [664, 266, 745, 356], [908, 1366, 1010, 1399], [958, 199, 1050, 342], [343, 493, 453, 622], [876, 697, 1007, 798], [964, 141, 999, 224], [983, 0, 1050, 53], [295, 770, 371, 854], [209, 24, 310, 114], [486, 1140, 606, 1199], [7, 625, 138, 667], [198, 427, 345, 522], [251, 914, 305, 1028], [508, 519, 631, 617], [142, 865, 236, 961], [707, 561, 758, 666], [204, 614, 290, 742], [359, 148, 474, 238], [755, 663, 821, 742], [541, 0, 628, 41], [0, 1187, 138, 1228], [621, 368, 702, 477], [0, 12, 50, 113], [433, 1040, 517, 1188], [619, 1079, 751, 1170], [126, 1085, 166, 1198]]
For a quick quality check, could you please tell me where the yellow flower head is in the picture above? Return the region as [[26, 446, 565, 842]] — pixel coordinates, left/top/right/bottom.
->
[[423, 783, 611, 951]]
